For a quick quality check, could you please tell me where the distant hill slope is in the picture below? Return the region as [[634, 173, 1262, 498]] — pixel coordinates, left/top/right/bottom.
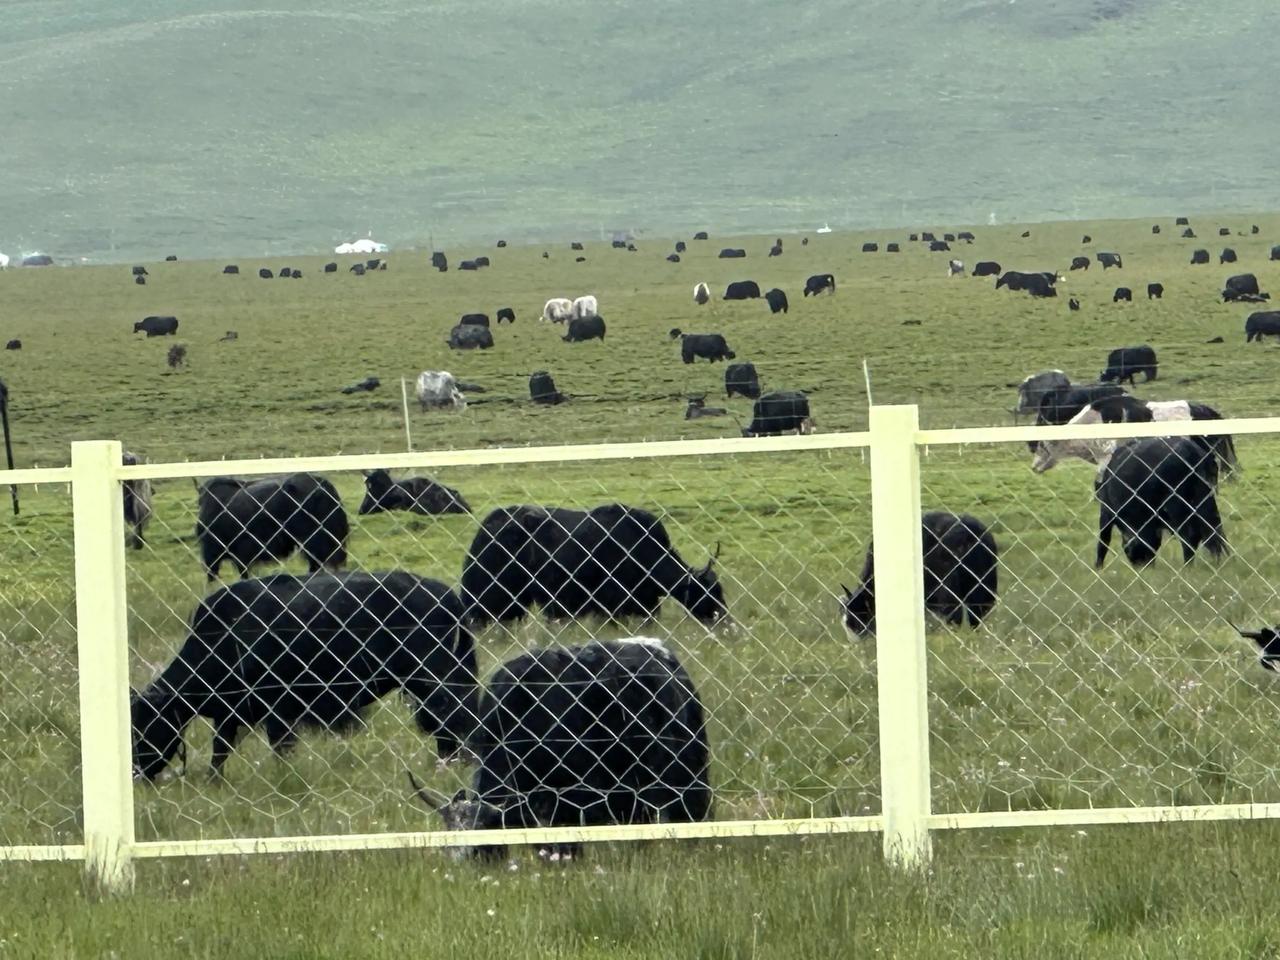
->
[[2, 0, 1277, 261]]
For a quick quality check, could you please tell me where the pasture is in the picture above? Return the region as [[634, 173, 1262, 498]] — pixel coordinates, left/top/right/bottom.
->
[[2, 215, 1280, 953]]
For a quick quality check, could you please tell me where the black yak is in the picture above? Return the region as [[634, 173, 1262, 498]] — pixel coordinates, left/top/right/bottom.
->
[[460, 504, 726, 625], [409, 637, 711, 860], [842, 512, 998, 633], [131, 572, 477, 779], [196, 473, 349, 581], [1095, 437, 1227, 568], [358, 469, 470, 516]]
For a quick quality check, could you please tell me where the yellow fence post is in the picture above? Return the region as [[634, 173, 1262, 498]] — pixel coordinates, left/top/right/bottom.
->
[[869, 405, 933, 869], [72, 440, 135, 894]]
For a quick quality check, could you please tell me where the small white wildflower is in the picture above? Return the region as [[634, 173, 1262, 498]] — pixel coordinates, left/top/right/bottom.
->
[[594, 865, 606, 876], [181, 878, 190, 887], [486, 909, 496, 917], [1053, 866, 1065, 875]]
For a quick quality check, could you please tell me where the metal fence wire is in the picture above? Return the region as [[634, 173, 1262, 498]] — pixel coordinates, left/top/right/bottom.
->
[[124, 447, 879, 845], [4, 409, 1280, 891], [0, 481, 79, 848]]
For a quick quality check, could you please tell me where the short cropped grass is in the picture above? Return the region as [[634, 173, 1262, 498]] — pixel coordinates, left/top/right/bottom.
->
[[2, 215, 1280, 951]]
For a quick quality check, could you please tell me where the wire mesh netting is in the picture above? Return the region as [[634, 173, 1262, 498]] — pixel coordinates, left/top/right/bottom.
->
[[0, 484, 80, 847], [920, 430, 1280, 815], [124, 449, 880, 844]]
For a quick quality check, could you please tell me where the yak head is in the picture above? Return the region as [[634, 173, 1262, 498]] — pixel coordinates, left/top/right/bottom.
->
[[357, 469, 397, 515], [841, 582, 875, 637], [1233, 624, 1280, 672], [130, 686, 189, 781], [408, 773, 507, 861], [675, 543, 727, 624]]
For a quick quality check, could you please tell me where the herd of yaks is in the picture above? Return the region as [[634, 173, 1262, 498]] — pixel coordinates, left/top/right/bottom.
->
[[23, 223, 1280, 855]]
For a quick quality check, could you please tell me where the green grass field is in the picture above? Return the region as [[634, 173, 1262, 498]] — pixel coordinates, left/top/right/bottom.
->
[[2, 216, 1280, 954]]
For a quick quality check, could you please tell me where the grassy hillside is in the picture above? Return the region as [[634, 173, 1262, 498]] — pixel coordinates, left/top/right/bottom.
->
[[2, 0, 1279, 261], [2, 216, 1280, 954]]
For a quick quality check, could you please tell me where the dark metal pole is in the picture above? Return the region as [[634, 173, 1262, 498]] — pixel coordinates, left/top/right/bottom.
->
[[0, 379, 17, 515]]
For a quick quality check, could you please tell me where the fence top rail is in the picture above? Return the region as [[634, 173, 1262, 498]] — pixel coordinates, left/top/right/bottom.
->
[[0, 466, 74, 486], [111, 431, 874, 480], [919, 415, 1280, 447]]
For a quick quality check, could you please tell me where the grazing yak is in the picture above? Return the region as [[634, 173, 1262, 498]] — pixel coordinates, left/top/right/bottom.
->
[[542, 297, 573, 323], [1113, 287, 1132, 303], [1099, 345, 1157, 384], [459, 260, 478, 271], [459, 504, 726, 625], [195, 473, 349, 581], [930, 240, 951, 251], [693, 282, 711, 305], [863, 242, 879, 253], [459, 313, 489, 327], [132, 266, 147, 277], [886, 243, 900, 253], [255, 267, 273, 279], [996, 270, 1059, 296], [670, 330, 735, 363], [1190, 249, 1209, 265], [359, 469, 470, 516], [1220, 248, 1238, 264], [431, 251, 448, 272], [5, 339, 20, 350], [131, 572, 478, 780], [496, 307, 516, 324], [1272, 245, 1280, 261], [223, 265, 240, 275], [448, 324, 495, 350], [763, 288, 789, 314], [1182, 228, 1196, 239], [718, 248, 747, 259], [842, 512, 999, 634], [350, 263, 366, 276], [948, 259, 964, 276], [324, 262, 338, 273], [1070, 256, 1090, 271], [409, 638, 711, 860], [725, 362, 761, 399], [1246, 311, 1280, 342], [803, 274, 836, 297], [693, 231, 709, 240], [135, 275, 146, 286], [1175, 217, 1190, 225], [572, 295, 598, 319], [1097, 252, 1123, 269], [1095, 437, 1227, 568], [121, 450, 153, 550], [769, 239, 783, 257], [416, 371, 467, 410], [675, 241, 687, 253], [1031, 395, 1236, 477], [1147, 283, 1164, 300], [563, 315, 606, 343], [972, 261, 1001, 277], [133, 316, 179, 337], [1013, 370, 1071, 417], [723, 280, 761, 300], [1223, 274, 1269, 303], [742, 390, 812, 436], [529, 370, 566, 404], [1068, 298, 1080, 311], [667, 254, 681, 263]]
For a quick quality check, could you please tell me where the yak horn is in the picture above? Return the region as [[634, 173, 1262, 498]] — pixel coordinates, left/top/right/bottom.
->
[[406, 770, 449, 811], [841, 583, 853, 599]]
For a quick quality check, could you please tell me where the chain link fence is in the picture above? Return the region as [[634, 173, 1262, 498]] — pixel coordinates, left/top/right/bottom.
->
[[4, 412, 1280, 888]]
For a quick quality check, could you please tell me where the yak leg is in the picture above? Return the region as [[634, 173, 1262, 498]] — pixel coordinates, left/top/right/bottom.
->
[[264, 717, 299, 757], [1096, 506, 1117, 569], [209, 718, 247, 777]]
